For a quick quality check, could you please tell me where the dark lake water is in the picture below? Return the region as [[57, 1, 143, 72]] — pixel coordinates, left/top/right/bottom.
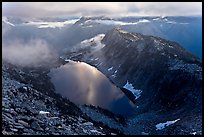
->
[[49, 60, 135, 117]]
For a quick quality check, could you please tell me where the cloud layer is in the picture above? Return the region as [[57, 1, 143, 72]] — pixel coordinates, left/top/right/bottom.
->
[[2, 39, 56, 67], [2, 2, 202, 17]]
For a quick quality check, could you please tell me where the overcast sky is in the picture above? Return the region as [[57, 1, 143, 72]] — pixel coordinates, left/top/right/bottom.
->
[[2, 2, 202, 18]]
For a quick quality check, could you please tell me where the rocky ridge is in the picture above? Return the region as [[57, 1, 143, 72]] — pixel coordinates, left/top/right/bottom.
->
[[63, 27, 202, 135]]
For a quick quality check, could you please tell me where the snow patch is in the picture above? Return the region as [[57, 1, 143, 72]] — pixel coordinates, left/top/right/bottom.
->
[[90, 129, 102, 134], [166, 21, 177, 24], [23, 86, 28, 90], [138, 19, 150, 23], [2, 17, 15, 27], [190, 132, 197, 135], [83, 122, 93, 126], [123, 80, 142, 100], [65, 59, 74, 62], [108, 67, 113, 71], [98, 62, 103, 66], [153, 17, 160, 21], [39, 111, 50, 114], [111, 74, 116, 78], [156, 119, 180, 130], [161, 16, 166, 19]]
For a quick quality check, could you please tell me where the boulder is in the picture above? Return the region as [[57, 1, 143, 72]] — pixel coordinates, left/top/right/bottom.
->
[[31, 121, 43, 131]]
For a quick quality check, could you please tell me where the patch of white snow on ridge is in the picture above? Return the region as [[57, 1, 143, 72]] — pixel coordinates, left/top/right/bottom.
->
[[153, 17, 160, 21], [190, 132, 197, 135], [166, 21, 177, 24], [123, 80, 142, 100], [138, 19, 150, 23], [108, 67, 113, 71], [23, 86, 28, 90], [90, 129, 102, 134], [111, 74, 116, 78], [39, 111, 50, 114], [83, 122, 93, 126], [156, 119, 180, 130], [2, 17, 15, 26]]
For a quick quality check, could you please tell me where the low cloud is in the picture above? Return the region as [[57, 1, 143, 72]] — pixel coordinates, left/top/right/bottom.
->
[[2, 39, 57, 67]]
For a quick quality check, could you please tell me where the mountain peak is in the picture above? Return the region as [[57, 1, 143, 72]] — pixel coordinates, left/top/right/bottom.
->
[[112, 27, 127, 33], [103, 27, 142, 44], [102, 28, 201, 63], [75, 16, 113, 25]]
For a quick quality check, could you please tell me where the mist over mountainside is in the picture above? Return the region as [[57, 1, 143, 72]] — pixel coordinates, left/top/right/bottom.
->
[[2, 14, 202, 135]]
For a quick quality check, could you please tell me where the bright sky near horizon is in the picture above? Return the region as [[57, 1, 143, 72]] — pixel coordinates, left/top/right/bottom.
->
[[2, 2, 202, 18]]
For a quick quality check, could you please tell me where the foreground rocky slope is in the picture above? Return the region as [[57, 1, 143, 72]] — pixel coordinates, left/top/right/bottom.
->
[[2, 61, 123, 135]]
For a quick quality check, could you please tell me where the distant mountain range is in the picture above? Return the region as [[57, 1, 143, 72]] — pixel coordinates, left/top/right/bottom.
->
[[2, 16, 202, 58]]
